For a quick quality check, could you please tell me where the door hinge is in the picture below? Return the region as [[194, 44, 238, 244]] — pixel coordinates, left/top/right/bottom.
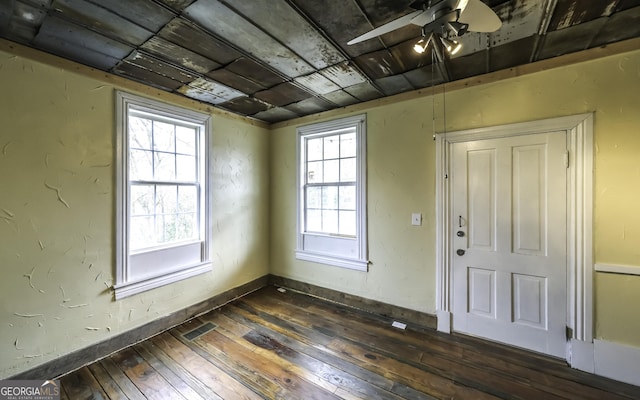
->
[[564, 151, 569, 168], [566, 326, 573, 340]]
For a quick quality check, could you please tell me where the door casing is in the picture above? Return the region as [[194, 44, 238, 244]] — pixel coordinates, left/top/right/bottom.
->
[[434, 113, 594, 361]]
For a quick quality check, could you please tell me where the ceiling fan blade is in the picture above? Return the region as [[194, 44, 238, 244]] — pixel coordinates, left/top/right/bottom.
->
[[459, 0, 501, 32], [347, 9, 424, 45]]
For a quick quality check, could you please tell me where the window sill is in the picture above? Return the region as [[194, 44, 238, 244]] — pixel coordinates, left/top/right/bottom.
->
[[296, 251, 369, 271], [114, 262, 212, 300]]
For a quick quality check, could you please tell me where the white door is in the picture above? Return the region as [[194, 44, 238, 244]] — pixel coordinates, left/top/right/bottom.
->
[[451, 131, 567, 357]]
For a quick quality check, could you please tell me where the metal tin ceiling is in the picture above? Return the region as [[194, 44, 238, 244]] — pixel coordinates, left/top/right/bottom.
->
[[1, 0, 639, 123]]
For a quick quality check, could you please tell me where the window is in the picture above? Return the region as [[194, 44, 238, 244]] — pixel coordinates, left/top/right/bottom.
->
[[115, 91, 211, 299], [296, 114, 368, 270]]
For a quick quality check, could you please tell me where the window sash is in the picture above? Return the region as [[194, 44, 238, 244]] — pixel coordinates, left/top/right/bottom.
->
[[296, 114, 368, 271], [115, 91, 212, 299]]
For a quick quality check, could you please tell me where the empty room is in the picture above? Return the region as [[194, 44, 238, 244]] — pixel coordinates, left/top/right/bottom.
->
[[1, 0, 640, 398]]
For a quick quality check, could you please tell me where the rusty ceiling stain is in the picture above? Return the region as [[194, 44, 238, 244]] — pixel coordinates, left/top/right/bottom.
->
[[1, 0, 639, 123]]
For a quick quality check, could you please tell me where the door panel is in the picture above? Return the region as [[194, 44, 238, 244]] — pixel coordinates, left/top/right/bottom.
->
[[452, 131, 567, 357], [467, 149, 496, 251], [468, 267, 496, 318], [513, 144, 546, 256]]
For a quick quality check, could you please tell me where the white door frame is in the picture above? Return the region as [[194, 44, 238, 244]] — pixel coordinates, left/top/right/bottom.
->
[[435, 113, 594, 363]]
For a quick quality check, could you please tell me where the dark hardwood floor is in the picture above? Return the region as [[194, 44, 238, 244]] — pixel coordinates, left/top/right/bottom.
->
[[60, 286, 640, 399]]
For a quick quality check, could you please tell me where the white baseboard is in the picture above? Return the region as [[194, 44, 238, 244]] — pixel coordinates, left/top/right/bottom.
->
[[593, 339, 640, 386], [436, 310, 451, 333], [569, 339, 595, 373]]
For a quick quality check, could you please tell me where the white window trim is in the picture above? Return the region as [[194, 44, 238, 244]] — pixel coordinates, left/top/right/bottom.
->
[[295, 114, 368, 271], [114, 91, 212, 299]]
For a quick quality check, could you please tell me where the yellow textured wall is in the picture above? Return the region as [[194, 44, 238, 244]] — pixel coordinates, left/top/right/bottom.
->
[[270, 49, 640, 347], [0, 49, 270, 378]]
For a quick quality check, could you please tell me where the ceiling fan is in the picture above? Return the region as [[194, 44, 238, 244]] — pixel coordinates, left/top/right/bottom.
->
[[348, 0, 502, 59]]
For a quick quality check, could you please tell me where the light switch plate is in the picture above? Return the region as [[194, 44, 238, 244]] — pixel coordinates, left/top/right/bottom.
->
[[411, 213, 422, 226]]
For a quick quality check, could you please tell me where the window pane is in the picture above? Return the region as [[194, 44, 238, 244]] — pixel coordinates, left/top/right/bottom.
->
[[307, 138, 323, 161], [176, 154, 196, 181], [307, 161, 323, 183], [340, 158, 356, 182], [306, 209, 322, 232], [153, 121, 175, 152], [158, 214, 177, 243], [306, 186, 321, 209], [339, 186, 356, 210], [178, 186, 197, 213], [339, 210, 356, 236], [129, 116, 152, 150], [340, 133, 356, 158], [322, 210, 338, 233], [130, 215, 154, 250], [322, 186, 338, 210], [156, 185, 177, 215], [130, 149, 154, 181], [131, 185, 154, 216], [324, 136, 339, 159], [324, 159, 339, 182], [176, 125, 196, 155], [155, 152, 176, 181], [176, 212, 197, 241]]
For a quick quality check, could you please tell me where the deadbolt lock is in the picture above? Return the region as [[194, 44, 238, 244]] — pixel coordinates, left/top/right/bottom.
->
[[456, 230, 465, 237]]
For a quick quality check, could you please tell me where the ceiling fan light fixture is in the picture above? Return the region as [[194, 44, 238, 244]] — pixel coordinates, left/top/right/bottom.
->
[[413, 38, 428, 54], [440, 35, 462, 55], [446, 21, 469, 37], [414, 32, 435, 54]]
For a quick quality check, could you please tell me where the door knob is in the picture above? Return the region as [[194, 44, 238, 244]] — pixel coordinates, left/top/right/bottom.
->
[[456, 249, 465, 256], [456, 230, 465, 237]]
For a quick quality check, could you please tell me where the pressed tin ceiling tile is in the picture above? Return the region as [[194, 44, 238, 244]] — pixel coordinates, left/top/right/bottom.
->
[[206, 68, 266, 95], [51, 0, 153, 46], [225, 58, 286, 89], [322, 90, 360, 107], [375, 74, 415, 96], [224, 0, 345, 69], [114, 61, 185, 91], [254, 82, 313, 107], [33, 16, 133, 69], [217, 96, 271, 115], [184, 0, 314, 78], [295, 72, 341, 95], [122, 50, 198, 84], [157, 18, 242, 65], [94, 0, 176, 32], [140, 36, 220, 74]]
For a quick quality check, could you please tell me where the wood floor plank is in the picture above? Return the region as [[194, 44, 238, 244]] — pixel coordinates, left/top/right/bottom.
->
[[58, 286, 640, 400], [133, 342, 205, 400], [136, 340, 223, 400], [87, 362, 128, 400], [172, 320, 342, 400], [204, 311, 432, 400], [59, 384, 71, 400], [151, 332, 260, 400], [221, 303, 438, 400], [99, 356, 147, 400], [234, 299, 512, 398], [200, 313, 340, 394], [110, 347, 185, 400], [328, 338, 500, 400], [60, 366, 108, 400]]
